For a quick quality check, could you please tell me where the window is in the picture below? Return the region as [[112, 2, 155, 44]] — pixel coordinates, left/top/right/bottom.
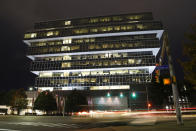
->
[[137, 24, 144, 29], [112, 16, 123, 21], [47, 32, 53, 36], [65, 21, 71, 25], [64, 72, 69, 77], [89, 18, 99, 23], [73, 29, 88, 34], [63, 38, 72, 44], [114, 26, 120, 31], [53, 72, 63, 77], [71, 45, 80, 51], [24, 33, 37, 38], [61, 62, 71, 68], [89, 45, 95, 49], [61, 46, 70, 51], [39, 72, 52, 77], [46, 31, 59, 36], [31, 33, 37, 38], [81, 71, 90, 76], [128, 59, 135, 64], [63, 56, 71, 60], [100, 17, 110, 22], [90, 28, 98, 33]]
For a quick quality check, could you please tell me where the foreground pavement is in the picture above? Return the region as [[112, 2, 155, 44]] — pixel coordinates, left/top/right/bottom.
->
[[0, 112, 196, 131]]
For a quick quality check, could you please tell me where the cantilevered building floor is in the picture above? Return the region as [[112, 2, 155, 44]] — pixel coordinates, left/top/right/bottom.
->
[[24, 12, 164, 110]]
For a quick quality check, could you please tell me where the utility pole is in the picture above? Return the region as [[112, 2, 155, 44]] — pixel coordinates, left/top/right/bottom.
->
[[164, 32, 183, 125], [145, 84, 149, 111], [63, 97, 65, 117]]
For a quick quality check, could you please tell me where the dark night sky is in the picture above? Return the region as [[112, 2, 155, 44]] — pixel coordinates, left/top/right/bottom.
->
[[0, 0, 196, 90]]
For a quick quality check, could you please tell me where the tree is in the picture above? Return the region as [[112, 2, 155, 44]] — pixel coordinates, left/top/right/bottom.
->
[[64, 90, 88, 115], [180, 22, 196, 105], [180, 23, 196, 87], [33, 91, 57, 114], [0, 90, 15, 105], [10, 88, 28, 115]]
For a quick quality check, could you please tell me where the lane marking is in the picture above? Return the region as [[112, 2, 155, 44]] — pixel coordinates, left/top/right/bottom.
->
[[6, 122, 79, 128], [0, 129, 20, 131]]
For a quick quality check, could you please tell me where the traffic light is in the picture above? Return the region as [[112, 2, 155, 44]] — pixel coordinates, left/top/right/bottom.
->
[[148, 103, 152, 108], [131, 92, 136, 98], [163, 78, 171, 85], [155, 70, 160, 83]]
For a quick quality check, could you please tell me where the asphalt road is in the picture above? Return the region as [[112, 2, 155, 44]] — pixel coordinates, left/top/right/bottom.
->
[[0, 112, 195, 131], [0, 115, 129, 131]]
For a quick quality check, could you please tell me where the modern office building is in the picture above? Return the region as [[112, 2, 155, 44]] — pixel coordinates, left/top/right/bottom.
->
[[24, 12, 165, 110]]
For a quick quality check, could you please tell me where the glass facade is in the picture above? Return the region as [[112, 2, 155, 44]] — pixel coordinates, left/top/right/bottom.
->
[[24, 12, 164, 110]]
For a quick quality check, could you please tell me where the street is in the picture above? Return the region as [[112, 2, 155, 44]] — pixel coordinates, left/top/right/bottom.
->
[[0, 112, 196, 131]]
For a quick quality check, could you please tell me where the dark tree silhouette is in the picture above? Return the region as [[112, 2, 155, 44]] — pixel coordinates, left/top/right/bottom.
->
[[10, 88, 28, 115], [34, 91, 57, 114], [64, 90, 88, 115]]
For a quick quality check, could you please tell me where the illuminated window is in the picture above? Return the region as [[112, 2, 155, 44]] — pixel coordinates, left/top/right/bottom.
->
[[65, 21, 71, 25], [126, 15, 142, 20], [136, 59, 142, 64], [61, 62, 71, 68], [102, 44, 109, 48], [99, 27, 107, 32], [90, 38, 95, 42], [112, 16, 123, 21], [91, 78, 96, 83], [61, 46, 70, 51], [107, 26, 113, 31], [81, 71, 90, 76], [75, 39, 83, 43], [39, 72, 52, 77], [121, 26, 126, 30], [89, 45, 95, 49], [63, 38, 72, 44], [24, 33, 37, 38], [48, 41, 55, 46], [100, 17, 110, 22], [63, 55, 71, 60], [126, 25, 134, 30], [73, 29, 88, 34], [47, 32, 53, 36], [53, 72, 64, 77], [103, 61, 109, 66], [31, 33, 37, 38], [90, 28, 98, 33], [114, 26, 120, 31], [103, 78, 110, 83], [64, 72, 69, 77], [128, 59, 135, 64], [46, 31, 59, 36], [90, 85, 129, 90], [89, 18, 99, 23], [71, 45, 80, 51], [137, 24, 144, 29]]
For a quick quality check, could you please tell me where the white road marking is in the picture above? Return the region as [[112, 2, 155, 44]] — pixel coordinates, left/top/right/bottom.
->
[[6, 122, 79, 128], [0, 129, 20, 131]]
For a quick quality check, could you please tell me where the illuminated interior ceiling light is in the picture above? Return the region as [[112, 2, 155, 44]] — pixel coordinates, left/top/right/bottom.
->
[[107, 92, 111, 97], [65, 21, 71, 25], [120, 92, 124, 98]]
